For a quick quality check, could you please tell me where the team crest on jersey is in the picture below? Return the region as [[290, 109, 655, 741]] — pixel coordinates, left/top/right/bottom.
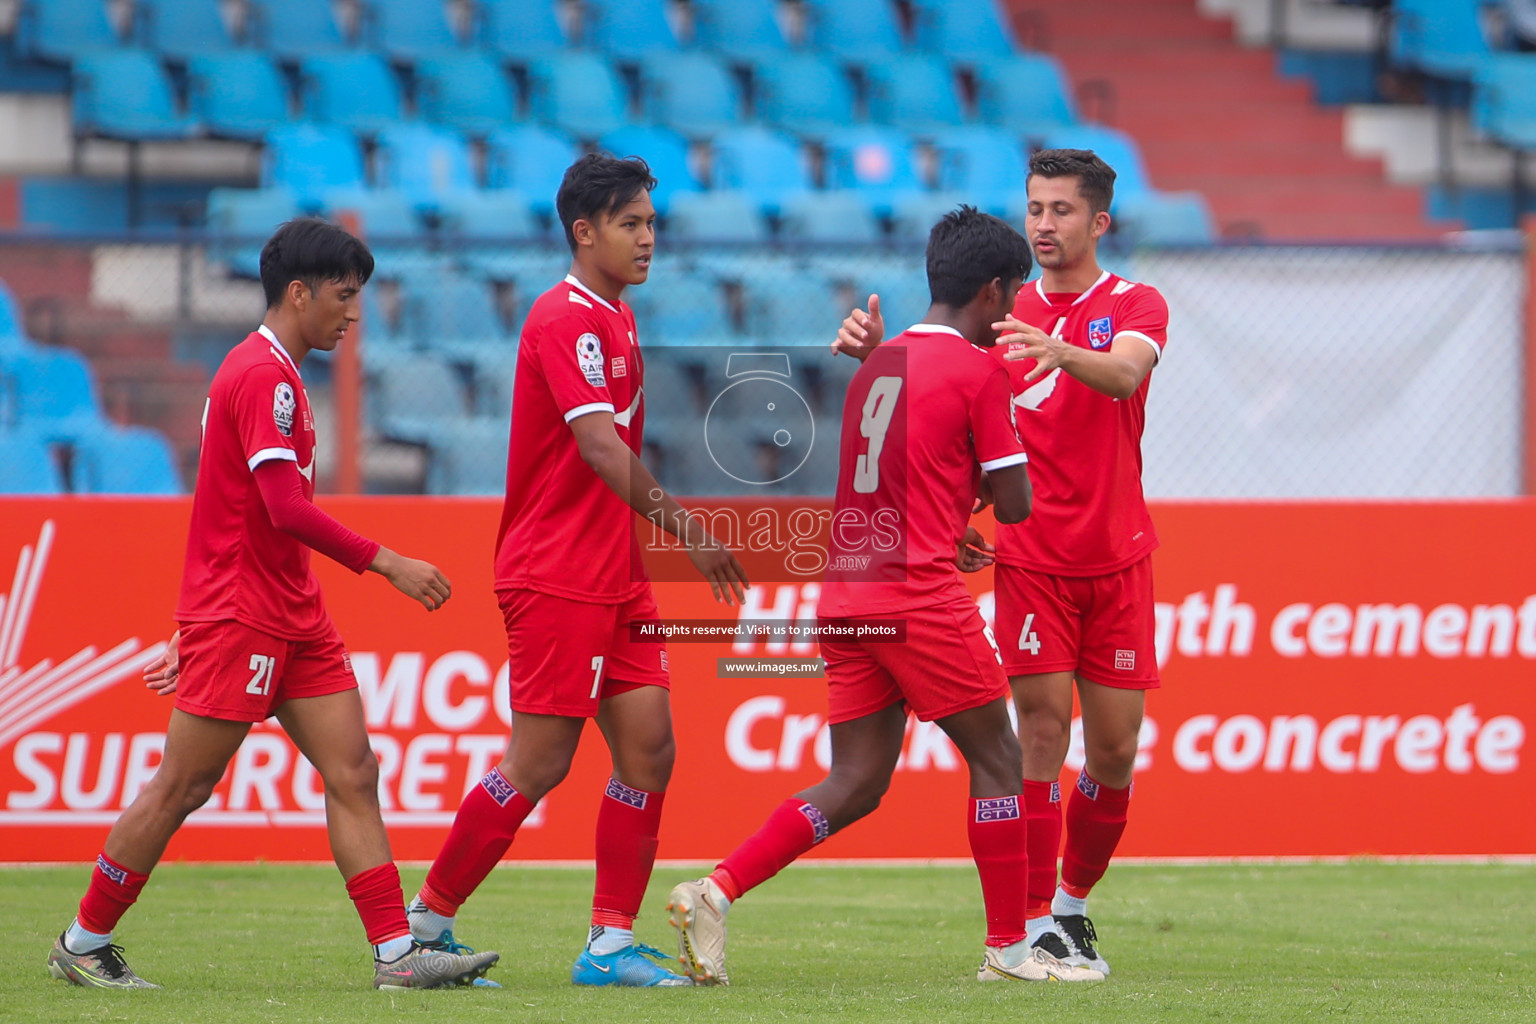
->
[[273, 382, 296, 436], [576, 333, 606, 387], [1088, 316, 1113, 350]]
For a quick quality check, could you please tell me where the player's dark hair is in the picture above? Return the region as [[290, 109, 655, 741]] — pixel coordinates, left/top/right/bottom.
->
[[925, 205, 1032, 308], [259, 218, 374, 309], [556, 153, 658, 252], [1028, 148, 1116, 215]]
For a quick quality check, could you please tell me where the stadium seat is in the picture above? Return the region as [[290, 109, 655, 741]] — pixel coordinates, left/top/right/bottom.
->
[[300, 54, 404, 134], [139, 0, 236, 60], [690, 0, 791, 59], [72, 52, 201, 141], [188, 53, 291, 140], [975, 55, 1078, 133], [415, 54, 521, 136], [263, 123, 366, 208], [1473, 55, 1536, 149], [736, 265, 842, 346], [711, 126, 812, 214], [890, 189, 973, 240], [824, 126, 926, 217], [15, 0, 120, 62], [627, 264, 734, 343], [599, 125, 701, 214], [206, 186, 301, 275], [1111, 191, 1218, 246], [865, 56, 967, 134], [753, 54, 858, 137], [1391, 0, 1491, 80], [932, 126, 1028, 212], [369, 355, 469, 444], [1038, 124, 1152, 199], [478, 0, 568, 61], [0, 282, 26, 346], [526, 54, 631, 139], [0, 430, 64, 495], [665, 191, 769, 243], [438, 191, 540, 240], [912, 0, 1020, 60], [801, 0, 905, 57], [374, 124, 477, 211], [779, 191, 882, 243], [0, 345, 105, 442], [321, 188, 421, 239], [369, 0, 464, 59], [72, 424, 181, 494], [426, 417, 509, 495], [582, 0, 680, 53], [399, 271, 507, 367], [640, 52, 742, 140], [248, 0, 351, 59], [486, 125, 580, 217]]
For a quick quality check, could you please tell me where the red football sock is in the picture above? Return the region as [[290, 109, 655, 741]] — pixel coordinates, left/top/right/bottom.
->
[[968, 795, 1028, 948], [421, 768, 536, 916], [715, 797, 828, 899], [77, 853, 149, 935], [345, 863, 409, 945], [591, 779, 665, 929], [1060, 770, 1131, 897], [1023, 779, 1062, 918]]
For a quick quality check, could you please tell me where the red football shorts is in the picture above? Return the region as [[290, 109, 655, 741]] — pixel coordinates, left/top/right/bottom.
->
[[820, 597, 1009, 725], [174, 618, 356, 722], [995, 555, 1160, 688], [498, 587, 669, 718]]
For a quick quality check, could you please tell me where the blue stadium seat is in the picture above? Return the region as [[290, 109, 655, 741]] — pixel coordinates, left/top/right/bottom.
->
[[582, 0, 680, 53], [599, 125, 701, 214], [975, 55, 1078, 132], [711, 127, 812, 215], [779, 191, 881, 243], [415, 54, 520, 136], [0, 281, 26, 346], [626, 264, 733, 342], [0, 345, 105, 441], [690, 0, 790, 59], [321, 188, 421, 239], [890, 190, 972, 239], [249, 0, 350, 59], [913, 0, 1020, 60], [188, 53, 290, 140], [73, 424, 181, 494], [640, 52, 742, 140], [139, 0, 235, 60], [206, 186, 301, 275], [1111, 191, 1217, 246], [73, 52, 201, 140], [802, 0, 905, 57], [865, 56, 966, 133], [753, 54, 858, 137], [824, 127, 925, 217], [368, 0, 464, 60], [1392, 0, 1491, 79], [374, 124, 476, 211], [932, 126, 1027, 212], [1038, 124, 1152, 199], [300, 54, 403, 134], [478, 0, 568, 61], [15, 0, 120, 62], [527, 54, 631, 139], [486, 125, 580, 216], [400, 271, 506, 356], [1473, 55, 1536, 148], [369, 355, 468, 444], [438, 191, 539, 240], [0, 430, 64, 495], [665, 191, 769, 243], [426, 417, 509, 495], [263, 123, 366, 208]]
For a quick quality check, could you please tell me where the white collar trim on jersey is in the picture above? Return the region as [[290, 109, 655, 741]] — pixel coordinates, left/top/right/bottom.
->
[[1034, 269, 1112, 307], [565, 274, 622, 315], [906, 323, 965, 338], [256, 324, 302, 378]]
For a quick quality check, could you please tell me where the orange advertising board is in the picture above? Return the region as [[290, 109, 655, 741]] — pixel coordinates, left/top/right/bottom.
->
[[0, 497, 1532, 862]]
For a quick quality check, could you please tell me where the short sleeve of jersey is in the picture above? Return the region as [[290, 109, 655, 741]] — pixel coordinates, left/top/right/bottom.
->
[[1114, 285, 1170, 362], [539, 309, 617, 423], [233, 363, 300, 471], [970, 364, 1029, 472]]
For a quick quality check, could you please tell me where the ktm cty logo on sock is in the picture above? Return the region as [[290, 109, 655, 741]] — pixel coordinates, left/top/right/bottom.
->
[[974, 796, 1020, 822], [603, 778, 648, 809]]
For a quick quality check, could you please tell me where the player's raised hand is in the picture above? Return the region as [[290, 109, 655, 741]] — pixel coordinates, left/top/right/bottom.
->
[[687, 533, 750, 606], [372, 547, 453, 611], [956, 527, 995, 573], [995, 317, 1071, 383], [143, 629, 181, 696], [832, 293, 885, 362]]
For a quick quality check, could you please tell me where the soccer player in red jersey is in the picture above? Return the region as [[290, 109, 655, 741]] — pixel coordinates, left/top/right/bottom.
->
[[404, 155, 749, 988], [834, 151, 1169, 976], [666, 208, 1101, 986], [47, 219, 499, 991]]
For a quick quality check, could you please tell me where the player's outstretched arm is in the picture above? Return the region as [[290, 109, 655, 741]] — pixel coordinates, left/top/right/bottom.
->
[[143, 629, 180, 695], [831, 293, 885, 362], [994, 317, 1155, 399], [368, 547, 452, 612], [569, 411, 750, 605]]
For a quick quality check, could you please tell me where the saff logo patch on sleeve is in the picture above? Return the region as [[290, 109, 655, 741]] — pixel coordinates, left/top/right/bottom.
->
[[1088, 316, 1113, 349], [576, 332, 607, 387], [273, 382, 296, 436]]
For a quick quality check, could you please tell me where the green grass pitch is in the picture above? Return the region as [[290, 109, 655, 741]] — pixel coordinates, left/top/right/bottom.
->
[[6, 861, 1532, 1023]]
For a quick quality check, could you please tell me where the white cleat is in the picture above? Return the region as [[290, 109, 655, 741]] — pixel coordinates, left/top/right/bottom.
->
[[977, 942, 1105, 983], [667, 878, 731, 986]]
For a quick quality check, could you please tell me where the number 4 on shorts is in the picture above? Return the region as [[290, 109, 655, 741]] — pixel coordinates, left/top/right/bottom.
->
[[1017, 614, 1042, 656]]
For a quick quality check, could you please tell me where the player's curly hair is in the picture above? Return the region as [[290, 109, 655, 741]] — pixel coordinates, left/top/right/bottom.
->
[[556, 153, 658, 252], [259, 217, 374, 309], [925, 205, 1032, 308], [1028, 149, 1117, 215]]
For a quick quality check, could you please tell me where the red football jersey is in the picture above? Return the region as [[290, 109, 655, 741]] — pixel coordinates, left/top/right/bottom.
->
[[494, 275, 649, 603], [819, 325, 1028, 617], [176, 326, 329, 640], [995, 271, 1168, 576]]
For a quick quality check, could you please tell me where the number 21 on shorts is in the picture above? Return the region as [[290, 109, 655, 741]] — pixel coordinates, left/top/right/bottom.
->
[[246, 653, 276, 696], [1017, 613, 1042, 656]]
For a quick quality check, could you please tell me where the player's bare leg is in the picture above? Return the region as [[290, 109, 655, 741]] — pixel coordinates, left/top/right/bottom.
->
[[50, 710, 249, 989]]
